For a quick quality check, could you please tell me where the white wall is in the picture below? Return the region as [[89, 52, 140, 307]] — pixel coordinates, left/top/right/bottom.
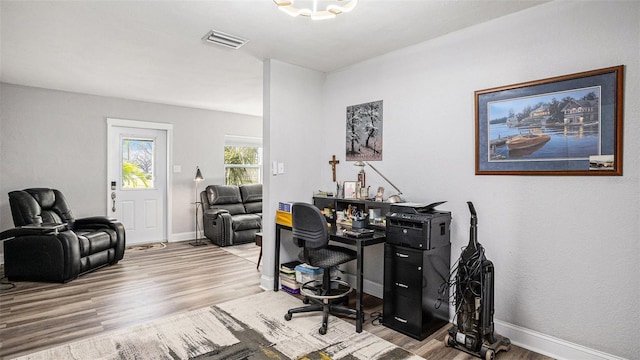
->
[[261, 59, 326, 290], [0, 83, 262, 240], [319, 1, 638, 359]]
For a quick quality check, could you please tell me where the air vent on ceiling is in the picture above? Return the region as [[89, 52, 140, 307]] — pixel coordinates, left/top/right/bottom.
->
[[202, 30, 249, 50]]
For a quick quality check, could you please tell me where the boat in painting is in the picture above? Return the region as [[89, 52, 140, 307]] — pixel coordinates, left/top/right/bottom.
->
[[506, 130, 551, 150]]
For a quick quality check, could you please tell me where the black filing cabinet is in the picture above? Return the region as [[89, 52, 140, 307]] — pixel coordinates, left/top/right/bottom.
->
[[383, 208, 451, 340]]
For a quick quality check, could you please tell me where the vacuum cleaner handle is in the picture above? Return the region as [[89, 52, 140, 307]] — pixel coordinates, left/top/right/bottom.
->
[[467, 201, 477, 226], [463, 201, 479, 254]]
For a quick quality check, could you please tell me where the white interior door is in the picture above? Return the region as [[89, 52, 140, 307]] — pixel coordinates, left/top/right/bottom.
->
[[108, 124, 168, 245]]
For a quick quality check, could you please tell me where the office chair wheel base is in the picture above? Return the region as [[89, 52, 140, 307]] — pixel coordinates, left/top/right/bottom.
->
[[319, 326, 327, 335], [303, 297, 310, 304], [284, 313, 292, 321]]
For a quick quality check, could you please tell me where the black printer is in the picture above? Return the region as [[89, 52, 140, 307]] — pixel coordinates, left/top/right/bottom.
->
[[386, 202, 451, 250]]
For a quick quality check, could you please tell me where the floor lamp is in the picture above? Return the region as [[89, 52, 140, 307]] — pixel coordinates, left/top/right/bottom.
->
[[190, 166, 207, 246]]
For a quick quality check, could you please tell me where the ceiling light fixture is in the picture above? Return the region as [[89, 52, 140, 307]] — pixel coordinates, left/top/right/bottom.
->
[[273, 0, 358, 20]]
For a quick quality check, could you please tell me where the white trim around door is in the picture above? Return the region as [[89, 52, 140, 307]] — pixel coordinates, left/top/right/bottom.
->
[[107, 118, 173, 243]]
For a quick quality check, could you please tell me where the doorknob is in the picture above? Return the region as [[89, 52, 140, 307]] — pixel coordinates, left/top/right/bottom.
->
[[111, 192, 116, 212]]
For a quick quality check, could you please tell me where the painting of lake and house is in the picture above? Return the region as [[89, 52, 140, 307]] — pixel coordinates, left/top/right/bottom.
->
[[488, 87, 601, 162]]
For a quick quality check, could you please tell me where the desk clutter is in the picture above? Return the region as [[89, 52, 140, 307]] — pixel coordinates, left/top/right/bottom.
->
[[342, 228, 375, 238], [275, 199, 453, 337], [276, 201, 293, 227], [313, 197, 391, 230], [279, 261, 340, 294], [285, 199, 385, 236]]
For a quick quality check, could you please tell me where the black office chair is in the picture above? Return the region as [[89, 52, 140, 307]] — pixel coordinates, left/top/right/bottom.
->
[[284, 202, 357, 335]]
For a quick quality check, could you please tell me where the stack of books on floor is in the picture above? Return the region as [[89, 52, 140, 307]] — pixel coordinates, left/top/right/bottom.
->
[[280, 260, 302, 294]]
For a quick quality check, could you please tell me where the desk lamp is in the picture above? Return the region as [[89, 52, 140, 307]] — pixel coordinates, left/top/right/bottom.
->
[[364, 162, 405, 203], [190, 166, 207, 246]]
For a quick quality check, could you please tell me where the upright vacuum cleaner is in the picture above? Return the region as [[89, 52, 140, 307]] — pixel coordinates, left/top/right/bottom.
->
[[444, 202, 511, 360]]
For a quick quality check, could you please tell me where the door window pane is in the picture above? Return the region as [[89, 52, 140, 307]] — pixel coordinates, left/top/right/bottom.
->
[[121, 138, 154, 189]]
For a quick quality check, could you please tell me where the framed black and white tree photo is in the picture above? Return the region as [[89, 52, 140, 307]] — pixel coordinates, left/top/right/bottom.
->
[[346, 100, 383, 161]]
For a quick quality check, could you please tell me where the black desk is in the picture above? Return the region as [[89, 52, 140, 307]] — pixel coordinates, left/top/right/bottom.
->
[[274, 223, 385, 333]]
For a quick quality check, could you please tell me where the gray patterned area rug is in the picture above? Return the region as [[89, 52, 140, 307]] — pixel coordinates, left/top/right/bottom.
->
[[15, 291, 423, 360]]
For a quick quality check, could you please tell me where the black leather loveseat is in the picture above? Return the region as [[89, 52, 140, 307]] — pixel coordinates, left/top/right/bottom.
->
[[200, 184, 262, 247], [1, 188, 126, 282]]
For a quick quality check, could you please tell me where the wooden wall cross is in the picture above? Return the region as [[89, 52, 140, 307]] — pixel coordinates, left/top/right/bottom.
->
[[329, 155, 340, 182]]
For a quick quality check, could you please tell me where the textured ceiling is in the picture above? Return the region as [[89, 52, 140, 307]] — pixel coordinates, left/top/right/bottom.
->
[[0, 1, 547, 116]]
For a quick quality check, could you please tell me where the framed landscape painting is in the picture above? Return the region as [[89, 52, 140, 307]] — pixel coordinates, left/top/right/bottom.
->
[[475, 65, 624, 176]]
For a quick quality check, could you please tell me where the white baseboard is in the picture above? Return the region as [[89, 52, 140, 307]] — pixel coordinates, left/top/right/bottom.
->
[[342, 273, 383, 298], [170, 231, 196, 242], [131, 231, 203, 243], [260, 275, 274, 291], [494, 320, 626, 360], [345, 276, 622, 360], [361, 277, 384, 299]]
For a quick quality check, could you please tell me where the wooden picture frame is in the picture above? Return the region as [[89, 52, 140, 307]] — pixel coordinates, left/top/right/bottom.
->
[[475, 65, 624, 176]]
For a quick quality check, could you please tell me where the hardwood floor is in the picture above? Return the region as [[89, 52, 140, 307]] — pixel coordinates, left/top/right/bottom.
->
[[0, 241, 553, 359]]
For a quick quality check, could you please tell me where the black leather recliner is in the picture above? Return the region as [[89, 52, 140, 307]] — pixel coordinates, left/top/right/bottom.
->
[[1, 188, 126, 282], [200, 184, 262, 247]]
